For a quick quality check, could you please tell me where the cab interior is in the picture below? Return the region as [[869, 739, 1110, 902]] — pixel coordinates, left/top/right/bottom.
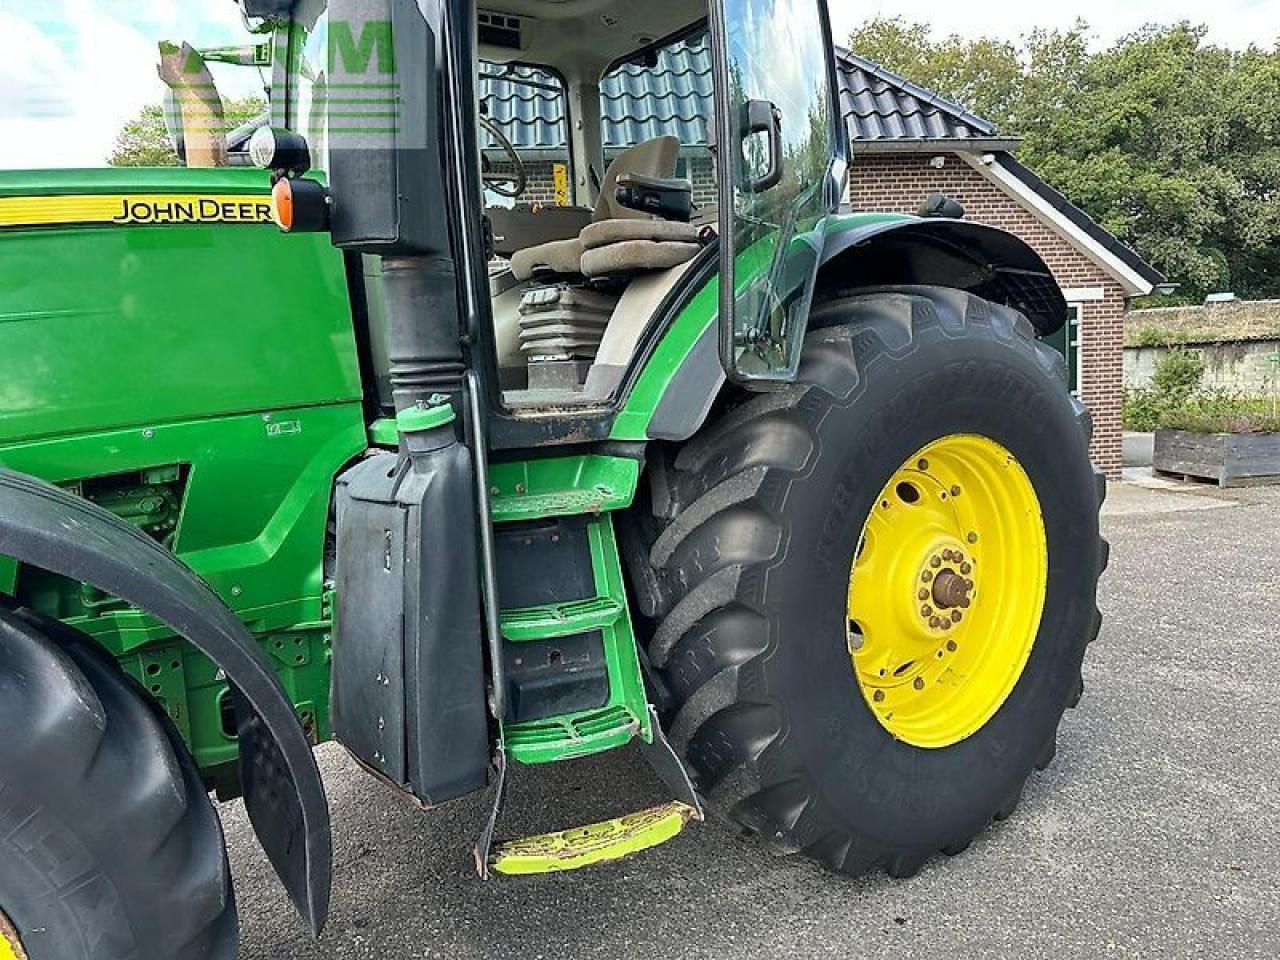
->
[[473, 0, 717, 407]]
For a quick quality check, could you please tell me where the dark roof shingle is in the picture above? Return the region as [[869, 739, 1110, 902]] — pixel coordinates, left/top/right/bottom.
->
[[481, 43, 997, 152]]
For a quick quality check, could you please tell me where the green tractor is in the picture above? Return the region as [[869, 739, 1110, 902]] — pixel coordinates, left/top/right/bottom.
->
[[0, 0, 1106, 956]]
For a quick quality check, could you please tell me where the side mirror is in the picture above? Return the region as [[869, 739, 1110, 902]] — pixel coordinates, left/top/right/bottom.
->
[[326, 0, 451, 256]]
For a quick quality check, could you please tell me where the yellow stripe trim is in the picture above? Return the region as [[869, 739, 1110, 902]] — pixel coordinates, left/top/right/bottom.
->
[[491, 801, 697, 876], [0, 194, 275, 229]]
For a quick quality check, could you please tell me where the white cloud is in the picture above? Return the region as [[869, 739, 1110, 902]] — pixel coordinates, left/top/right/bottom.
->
[[830, 0, 1278, 51], [1, 0, 263, 169]]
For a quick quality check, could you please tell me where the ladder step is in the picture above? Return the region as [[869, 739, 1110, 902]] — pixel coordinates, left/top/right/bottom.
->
[[499, 597, 624, 641], [503, 704, 641, 764], [490, 801, 698, 876]]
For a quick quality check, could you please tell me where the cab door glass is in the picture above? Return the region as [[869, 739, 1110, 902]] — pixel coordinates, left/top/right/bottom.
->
[[716, 0, 845, 382]]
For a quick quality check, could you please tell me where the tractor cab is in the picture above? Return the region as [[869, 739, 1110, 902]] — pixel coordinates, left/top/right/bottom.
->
[[262, 0, 847, 435]]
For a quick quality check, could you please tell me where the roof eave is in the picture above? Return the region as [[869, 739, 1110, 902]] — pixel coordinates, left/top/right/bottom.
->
[[959, 151, 1165, 296], [852, 138, 1023, 155]]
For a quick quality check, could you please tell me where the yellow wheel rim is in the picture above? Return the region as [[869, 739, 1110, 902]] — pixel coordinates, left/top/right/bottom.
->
[[0, 909, 25, 960], [847, 435, 1047, 749]]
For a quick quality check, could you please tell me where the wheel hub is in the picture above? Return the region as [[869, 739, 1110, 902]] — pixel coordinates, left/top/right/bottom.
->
[[0, 909, 26, 960], [846, 434, 1048, 749]]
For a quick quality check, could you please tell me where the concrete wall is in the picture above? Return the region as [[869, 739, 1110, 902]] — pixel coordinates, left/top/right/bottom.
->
[[1125, 340, 1280, 394]]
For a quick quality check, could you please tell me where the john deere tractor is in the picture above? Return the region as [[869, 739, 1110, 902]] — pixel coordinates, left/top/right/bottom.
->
[[0, 0, 1106, 956]]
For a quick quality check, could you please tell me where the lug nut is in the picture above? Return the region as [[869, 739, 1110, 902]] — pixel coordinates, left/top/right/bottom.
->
[[960, 562, 972, 575], [919, 588, 931, 601], [951, 611, 962, 623], [874, 690, 885, 703], [931, 556, 942, 569], [960, 597, 972, 609], [922, 571, 934, 583], [951, 485, 961, 496], [947, 640, 958, 652], [967, 532, 979, 544], [921, 605, 933, 617], [941, 620, 952, 631], [930, 616, 943, 629], [918, 459, 930, 471], [913, 677, 926, 690]]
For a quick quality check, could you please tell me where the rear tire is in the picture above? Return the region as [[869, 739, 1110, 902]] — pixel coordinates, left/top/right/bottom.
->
[[636, 286, 1107, 876], [0, 606, 237, 960]]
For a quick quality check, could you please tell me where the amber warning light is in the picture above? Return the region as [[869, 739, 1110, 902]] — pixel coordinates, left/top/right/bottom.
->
[[269, 177, 330, 234]]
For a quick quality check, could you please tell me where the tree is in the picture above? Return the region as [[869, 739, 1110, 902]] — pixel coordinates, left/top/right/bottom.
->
[[107, 96, 266, 167], [847, 20, 1280, 301]]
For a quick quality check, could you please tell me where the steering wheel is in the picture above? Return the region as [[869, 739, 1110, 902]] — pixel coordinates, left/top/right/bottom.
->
[[479, 115, 528, 198]]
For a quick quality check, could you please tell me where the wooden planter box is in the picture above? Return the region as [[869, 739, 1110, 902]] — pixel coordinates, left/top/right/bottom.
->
[[1154, 429, 1280, 487]]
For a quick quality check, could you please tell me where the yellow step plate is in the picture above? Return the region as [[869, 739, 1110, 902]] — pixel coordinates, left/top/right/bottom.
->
[[491, 801, 698, 876]]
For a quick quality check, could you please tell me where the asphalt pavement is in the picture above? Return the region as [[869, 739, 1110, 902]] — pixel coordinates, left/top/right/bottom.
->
[[221, 479, 1280, 960]]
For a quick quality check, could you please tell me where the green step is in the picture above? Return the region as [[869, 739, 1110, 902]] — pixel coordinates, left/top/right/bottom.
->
[[499, 596, 624, 642], [504, 704, 643, 764], [499, 515, 651, 765], [488, 455, 639, 522]]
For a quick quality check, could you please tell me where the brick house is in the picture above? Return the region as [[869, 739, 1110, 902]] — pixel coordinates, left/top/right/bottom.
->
[[482, 43, 1164, 477]]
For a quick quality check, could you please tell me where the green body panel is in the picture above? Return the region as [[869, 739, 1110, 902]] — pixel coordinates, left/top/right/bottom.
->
[[610, 211, 913, 441], [0, 168, 359, 444], [0, 166, 367, 773]]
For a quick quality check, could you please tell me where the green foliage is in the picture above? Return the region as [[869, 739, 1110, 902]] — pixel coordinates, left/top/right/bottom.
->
[[1151, 349, 1207, 401], [1124, 350, 1279, 433], [847, 19, 1280, 301], [1134, 326, 1168, 348], [1123, 349, 1206, 431], [107, 97, 267, 167], [1160, 392, 1280, 434]]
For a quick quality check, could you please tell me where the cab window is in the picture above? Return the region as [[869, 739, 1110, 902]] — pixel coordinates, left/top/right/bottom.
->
[[600, 31, 717, 214], [479, 64, 573, 209]]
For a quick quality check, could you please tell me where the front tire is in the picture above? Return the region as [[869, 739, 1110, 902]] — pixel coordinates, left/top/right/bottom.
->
[[0, 606, 237, 960], [636, 286, 1106, 877]]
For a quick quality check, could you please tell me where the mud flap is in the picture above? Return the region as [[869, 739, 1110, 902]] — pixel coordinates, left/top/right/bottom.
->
[[0, 469, 331, 934]]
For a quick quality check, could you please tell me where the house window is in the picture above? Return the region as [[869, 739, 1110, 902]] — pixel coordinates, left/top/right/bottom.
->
[[1044, 302, 1084, 397], [1067, 303, 1083, 396]]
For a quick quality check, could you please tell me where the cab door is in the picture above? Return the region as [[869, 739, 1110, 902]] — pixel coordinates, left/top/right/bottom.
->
[[710, 0, 847, 383]]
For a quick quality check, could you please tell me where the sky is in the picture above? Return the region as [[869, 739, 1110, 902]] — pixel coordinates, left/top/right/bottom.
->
[[0, 0, 1276, 170]]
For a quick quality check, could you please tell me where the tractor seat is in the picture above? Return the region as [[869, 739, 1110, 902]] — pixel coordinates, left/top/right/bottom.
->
[[510, 136, 701, 281]]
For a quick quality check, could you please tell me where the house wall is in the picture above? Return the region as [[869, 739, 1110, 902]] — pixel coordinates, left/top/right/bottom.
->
[[1126, 341, 1280, 394], [849, 153, 1128, 478]]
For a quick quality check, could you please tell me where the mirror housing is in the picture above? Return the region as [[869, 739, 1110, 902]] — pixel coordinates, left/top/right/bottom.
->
[[326, 0, 451, 256], [236, 0, 295, 20]]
